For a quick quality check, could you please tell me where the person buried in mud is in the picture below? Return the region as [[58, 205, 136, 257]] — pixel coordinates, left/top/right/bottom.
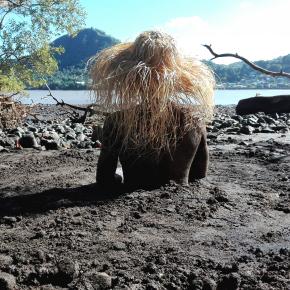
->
[[91, 31, 215, 191]]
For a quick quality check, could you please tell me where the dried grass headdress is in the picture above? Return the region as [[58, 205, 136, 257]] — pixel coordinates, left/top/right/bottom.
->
[[90, 31, 215, 152]]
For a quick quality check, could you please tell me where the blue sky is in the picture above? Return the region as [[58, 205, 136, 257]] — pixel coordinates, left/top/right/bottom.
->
[[80, 0, 235, 40], [80, 0, 290, 62]]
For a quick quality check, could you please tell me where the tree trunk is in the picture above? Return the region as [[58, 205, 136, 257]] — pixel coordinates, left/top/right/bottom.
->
[[236, 95, 290, 115]]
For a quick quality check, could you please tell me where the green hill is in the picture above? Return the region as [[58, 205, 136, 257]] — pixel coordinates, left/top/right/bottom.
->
[[52, 28, 119, 70], [42, 28, 119, 89], [206, 54, 290, 88], [42, 28, 290, 89]]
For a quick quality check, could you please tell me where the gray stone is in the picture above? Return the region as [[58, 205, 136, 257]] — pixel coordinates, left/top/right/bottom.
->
[[66, 132, 76, 140], [43, 140, 59, 150], [0, 272, 17, 290], [88, 272, 112, 289], [0, 255, 13, 267], [231, 115, 243, 122], [11, 127, 25, 135], [27, 126, 38, 133], [53, 125, 66, 134], [260, 126, 275, 133], [225, 127, 240, 133], [73, 123, 85, 133], [273, 125, 288, 132], [189, 279, 203, 290], [220, 120, 238, 129], [269, 113, 279, 119], [57, 258, 79, 285], [113, 241, 126, 251], [76, 133, 86, 142], [203, 278, 217, 290], [50, 131, 60, 141], [19, 134, 39, 148], [0, 137, 15, 147], [263, 115, 276, 124], [240, 125, 254, 135], [77, 141, 92, 149], [246, 118, 260, 127], [2, 216, 17, 224]]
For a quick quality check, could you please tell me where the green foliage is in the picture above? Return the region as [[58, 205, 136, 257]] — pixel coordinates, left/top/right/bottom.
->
[[0, 0, 85, 93], [41, 66, 88, 89]]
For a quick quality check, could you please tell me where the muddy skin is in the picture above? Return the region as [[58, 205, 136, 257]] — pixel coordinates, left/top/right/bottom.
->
[[96, 109, 208, 191]]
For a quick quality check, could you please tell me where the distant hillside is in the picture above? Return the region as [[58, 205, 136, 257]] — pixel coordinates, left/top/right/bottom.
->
[[206, 54, 290, 88], [52, 28, 119, 70], [41, 28, 290, 89]]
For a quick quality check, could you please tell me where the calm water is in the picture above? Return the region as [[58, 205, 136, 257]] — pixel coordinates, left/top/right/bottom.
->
[[20, 89, 290, 105]]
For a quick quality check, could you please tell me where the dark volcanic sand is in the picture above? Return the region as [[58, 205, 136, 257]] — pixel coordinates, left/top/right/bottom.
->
[[0, 133, 289, 289]]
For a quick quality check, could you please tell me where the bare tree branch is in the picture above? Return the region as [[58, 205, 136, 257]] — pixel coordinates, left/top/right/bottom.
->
[[203, 44, 290, 80], [8, 91, 20, 98], [0, 7, 13, 30], [45, 83, 93, 112], [45, 84, 109, 123]]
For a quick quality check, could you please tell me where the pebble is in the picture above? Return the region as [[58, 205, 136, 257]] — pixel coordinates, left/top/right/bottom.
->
[[0, 255, 13, 267], [2, 216, 17, 224], [19, 134, 39, 148], [87, 271, 112, 289], [113, 241, 127, 251], [0, 272, 17, 290], [66, 131, 76, 140], [203, 278, 217, 290], [56, 258, 79, 285], [42, 139, 59, 150]]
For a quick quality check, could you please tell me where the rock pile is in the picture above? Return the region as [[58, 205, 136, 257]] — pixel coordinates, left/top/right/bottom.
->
[[1, 105, 290, 152], [0, 119, 102, 152], [208, 112, 290, 135]]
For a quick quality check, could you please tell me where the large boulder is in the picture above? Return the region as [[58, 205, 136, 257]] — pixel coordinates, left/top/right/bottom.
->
[[236, 95, 290, 115]]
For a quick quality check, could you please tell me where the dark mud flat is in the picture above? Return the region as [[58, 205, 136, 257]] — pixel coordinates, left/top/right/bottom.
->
[[0, 137, 289, 290]]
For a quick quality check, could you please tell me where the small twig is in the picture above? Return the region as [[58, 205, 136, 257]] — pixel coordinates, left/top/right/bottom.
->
[[203, 44, 290, 80], [8, 91, 20, 98]]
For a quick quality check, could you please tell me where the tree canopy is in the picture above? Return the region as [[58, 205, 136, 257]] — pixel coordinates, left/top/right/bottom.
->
[[0, 0, 85, 93]]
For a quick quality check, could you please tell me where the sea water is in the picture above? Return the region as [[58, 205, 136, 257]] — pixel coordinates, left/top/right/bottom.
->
[[20, 89, 290, 105]]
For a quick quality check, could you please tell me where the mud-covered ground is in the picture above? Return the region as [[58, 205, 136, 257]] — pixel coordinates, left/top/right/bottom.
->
[[0, 130, 289, 290]]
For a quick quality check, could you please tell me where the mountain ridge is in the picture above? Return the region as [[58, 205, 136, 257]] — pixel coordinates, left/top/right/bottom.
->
[[52, 28, 119, 70], [43, 28, 290, 89]]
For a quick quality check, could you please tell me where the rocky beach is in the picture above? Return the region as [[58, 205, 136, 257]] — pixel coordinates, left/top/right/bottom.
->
[[0, 105, 289, 289]]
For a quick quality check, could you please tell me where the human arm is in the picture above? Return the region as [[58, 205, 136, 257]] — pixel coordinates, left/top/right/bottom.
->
[[96, 116, 122, 187], [189, 129, 209, 181]]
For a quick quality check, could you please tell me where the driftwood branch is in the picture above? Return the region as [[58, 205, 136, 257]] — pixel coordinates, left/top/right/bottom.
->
[[45, 84, 109, 123], [45, 84, 93, 113], [203, 44, 290, 80]]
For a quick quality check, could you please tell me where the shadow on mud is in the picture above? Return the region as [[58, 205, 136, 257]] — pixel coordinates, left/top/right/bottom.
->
[[0, 184, 126, 216]]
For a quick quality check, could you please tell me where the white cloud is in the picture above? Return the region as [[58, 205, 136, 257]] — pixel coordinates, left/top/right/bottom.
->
[[160, 0, 290, 63]]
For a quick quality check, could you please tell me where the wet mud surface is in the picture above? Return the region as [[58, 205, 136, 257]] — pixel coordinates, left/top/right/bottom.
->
[[0, 135, 289, 289]]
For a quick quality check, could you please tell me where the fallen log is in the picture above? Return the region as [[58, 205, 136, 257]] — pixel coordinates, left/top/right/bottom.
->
[[236, 95, 290, 115]]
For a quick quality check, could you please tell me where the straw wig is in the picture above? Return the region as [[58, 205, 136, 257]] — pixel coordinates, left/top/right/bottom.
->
[[91, 31, 215, 152]]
